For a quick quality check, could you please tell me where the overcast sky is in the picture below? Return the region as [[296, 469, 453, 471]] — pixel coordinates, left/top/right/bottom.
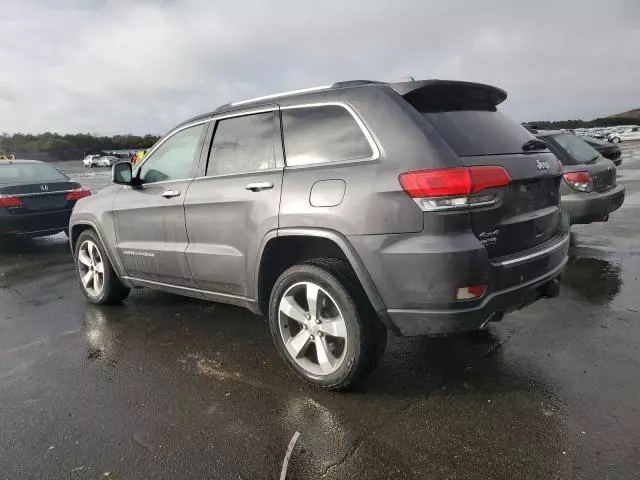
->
[[1, 0, 639, 135]]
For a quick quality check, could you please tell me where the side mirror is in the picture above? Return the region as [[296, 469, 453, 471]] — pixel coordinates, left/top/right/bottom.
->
[[112, 161, 134, 185]]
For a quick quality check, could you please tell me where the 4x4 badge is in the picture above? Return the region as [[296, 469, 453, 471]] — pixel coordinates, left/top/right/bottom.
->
[[536, 159, 550, 171]]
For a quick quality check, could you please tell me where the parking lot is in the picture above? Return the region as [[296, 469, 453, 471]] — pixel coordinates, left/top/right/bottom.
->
[[2, 144, 640, 479]]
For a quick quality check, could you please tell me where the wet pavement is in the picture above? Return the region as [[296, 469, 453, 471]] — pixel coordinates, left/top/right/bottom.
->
[[2, 149, 640, 479]]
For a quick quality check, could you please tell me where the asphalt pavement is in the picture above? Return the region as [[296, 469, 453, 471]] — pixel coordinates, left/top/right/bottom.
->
[[1, 149, 640, 479]]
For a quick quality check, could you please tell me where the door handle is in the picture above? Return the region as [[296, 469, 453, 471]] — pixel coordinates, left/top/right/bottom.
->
[[160, 189, 181, 198], [245, 181, 274, 192]]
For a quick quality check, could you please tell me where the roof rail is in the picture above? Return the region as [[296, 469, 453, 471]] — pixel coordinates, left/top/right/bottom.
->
[[331, 80, 381, 88], [230, 85, 332, 106]]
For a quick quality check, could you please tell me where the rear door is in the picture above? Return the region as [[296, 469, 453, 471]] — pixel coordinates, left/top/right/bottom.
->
[[183, 107, 283, 297], [112, 122, 207, 286], [408, 82, 563, 258]]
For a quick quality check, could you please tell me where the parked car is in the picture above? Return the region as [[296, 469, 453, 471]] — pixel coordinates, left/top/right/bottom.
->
[[607, 127, 640, 143], [82, 154, 101, 168], [588, 131, 607, 140], [97, 156, 118, 167], [536, 131, 624, 224], [582, 136, 622, 165], [1, 160, 91, 239], [70, 79, 569, 389]]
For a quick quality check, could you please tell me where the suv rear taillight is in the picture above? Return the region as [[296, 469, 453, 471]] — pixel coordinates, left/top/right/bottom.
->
[[0, 195, 22, 207], [399, 166, 511, 211], [66, 188, 92, 201], [563, 171, 593, 192]]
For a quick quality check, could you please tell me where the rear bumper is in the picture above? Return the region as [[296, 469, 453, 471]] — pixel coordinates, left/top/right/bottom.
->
[[0, 209, 72, 236], [386, 256, 567, 336], [562, 184, 625, 224], [349, 229, 570, 337]]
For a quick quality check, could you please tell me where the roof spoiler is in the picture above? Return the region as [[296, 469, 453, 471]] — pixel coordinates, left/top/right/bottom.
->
[[389, 79, 508, 107]]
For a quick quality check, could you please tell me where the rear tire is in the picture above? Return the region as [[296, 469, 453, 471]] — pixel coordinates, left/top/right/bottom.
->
[[611, 137, 621, 144], [268, 258, 386, 390], [75, 230, 130, 305]]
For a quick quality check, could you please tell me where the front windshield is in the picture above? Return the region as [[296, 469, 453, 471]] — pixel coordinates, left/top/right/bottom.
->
[[0, 162, 68, 184], [548, 134, 600, 164]]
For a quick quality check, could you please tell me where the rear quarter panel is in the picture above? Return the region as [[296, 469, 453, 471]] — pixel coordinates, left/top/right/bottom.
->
[[278, 86, 464, 235]]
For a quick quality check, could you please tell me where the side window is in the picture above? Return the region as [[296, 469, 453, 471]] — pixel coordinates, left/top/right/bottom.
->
[[206, 111, 278, 176], [282, 105, 373, 166], [139, 124, 205, 183]]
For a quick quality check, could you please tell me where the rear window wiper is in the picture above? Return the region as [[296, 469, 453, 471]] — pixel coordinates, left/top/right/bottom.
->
[[586, 155, 600, 164], [522, 139, 548, 151]]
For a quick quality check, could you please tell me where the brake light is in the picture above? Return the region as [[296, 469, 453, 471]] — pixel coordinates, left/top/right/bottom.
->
[[456, 284, 487, 300], [399, 166, 511, 211], [0, 194, 22, 207], [563, 171, 592, 192], [66, 188, 92, 201]]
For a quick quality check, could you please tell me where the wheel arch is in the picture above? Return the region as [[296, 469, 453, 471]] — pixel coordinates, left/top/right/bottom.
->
[[69, 220, 132, 287], [255, 228, 395, 331]]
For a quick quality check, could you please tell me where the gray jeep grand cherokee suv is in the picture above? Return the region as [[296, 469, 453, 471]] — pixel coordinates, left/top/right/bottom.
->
[[70, 79, 569, 389]]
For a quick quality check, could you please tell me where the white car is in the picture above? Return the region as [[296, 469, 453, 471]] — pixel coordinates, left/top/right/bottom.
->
[[82, 154, 101, 168], [608, 127, 640, 143], [97, 156, 118, 167]]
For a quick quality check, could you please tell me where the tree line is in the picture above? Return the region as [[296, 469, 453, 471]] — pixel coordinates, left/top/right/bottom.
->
[[0, 132, 161, 161], [524, 115, 640, 130]]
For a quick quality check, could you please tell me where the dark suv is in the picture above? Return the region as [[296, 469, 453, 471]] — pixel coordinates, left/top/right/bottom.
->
[[69, 79, 569, 389]]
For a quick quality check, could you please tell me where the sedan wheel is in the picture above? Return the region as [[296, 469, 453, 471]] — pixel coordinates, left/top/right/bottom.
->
[[77, 239, 105, 298]]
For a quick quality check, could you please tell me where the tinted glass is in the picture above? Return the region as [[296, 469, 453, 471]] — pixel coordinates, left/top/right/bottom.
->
[[546, 134, 600, 165], [206, 112, 277, 176], [423, 110, 537, 156], [282, 106, 373, 166], [0, 162, 68, 185], [139, 124, 204, 183]]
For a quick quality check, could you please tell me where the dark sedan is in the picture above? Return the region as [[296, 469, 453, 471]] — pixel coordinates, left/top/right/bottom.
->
[[582, 136, 622, 165], [0, 160, 91, 239], [536, 131, 624, 225]]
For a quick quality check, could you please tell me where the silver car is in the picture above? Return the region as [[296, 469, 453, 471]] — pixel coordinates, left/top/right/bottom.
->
[[97, 156, 118, 167], [537, 131, 625, 224]]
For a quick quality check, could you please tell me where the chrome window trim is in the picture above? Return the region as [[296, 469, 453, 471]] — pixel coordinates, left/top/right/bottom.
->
[[192, 167, 283, 182], [280, 102, 381, 165], [212, 106, 280, 121], [125, 178, 193, 188]]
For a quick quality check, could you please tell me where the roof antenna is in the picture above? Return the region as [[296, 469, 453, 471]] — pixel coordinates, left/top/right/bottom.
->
[[396, 76, 415, 82]]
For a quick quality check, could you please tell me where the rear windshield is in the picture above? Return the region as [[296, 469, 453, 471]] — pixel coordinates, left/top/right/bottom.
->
[[545, 134, 600, 165], [423, 110, 538, 157], [0, 162, 68, 184], [406, 83, 539, 157]]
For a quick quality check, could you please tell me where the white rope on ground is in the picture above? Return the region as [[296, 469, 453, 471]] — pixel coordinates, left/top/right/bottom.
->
[[279, 431, 301, 480]]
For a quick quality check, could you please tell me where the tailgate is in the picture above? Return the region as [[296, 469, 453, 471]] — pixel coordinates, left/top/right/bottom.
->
[[461, 153, 562, 258], [398, 80, 563, 259]]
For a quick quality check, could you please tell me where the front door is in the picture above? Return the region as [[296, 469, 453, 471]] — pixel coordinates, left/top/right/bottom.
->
[[184, 108, 283, 298], [113, 122, 208, 286]]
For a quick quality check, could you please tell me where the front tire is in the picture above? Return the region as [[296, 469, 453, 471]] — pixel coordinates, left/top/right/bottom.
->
[[611, 137, 621, 144], [75, 230, 130, 304], [269, 259, 386, 390]]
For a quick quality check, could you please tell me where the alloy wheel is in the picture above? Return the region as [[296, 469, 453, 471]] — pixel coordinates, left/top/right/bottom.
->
[[278, 281, 348, 376], [78, 240, 105, 297]]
